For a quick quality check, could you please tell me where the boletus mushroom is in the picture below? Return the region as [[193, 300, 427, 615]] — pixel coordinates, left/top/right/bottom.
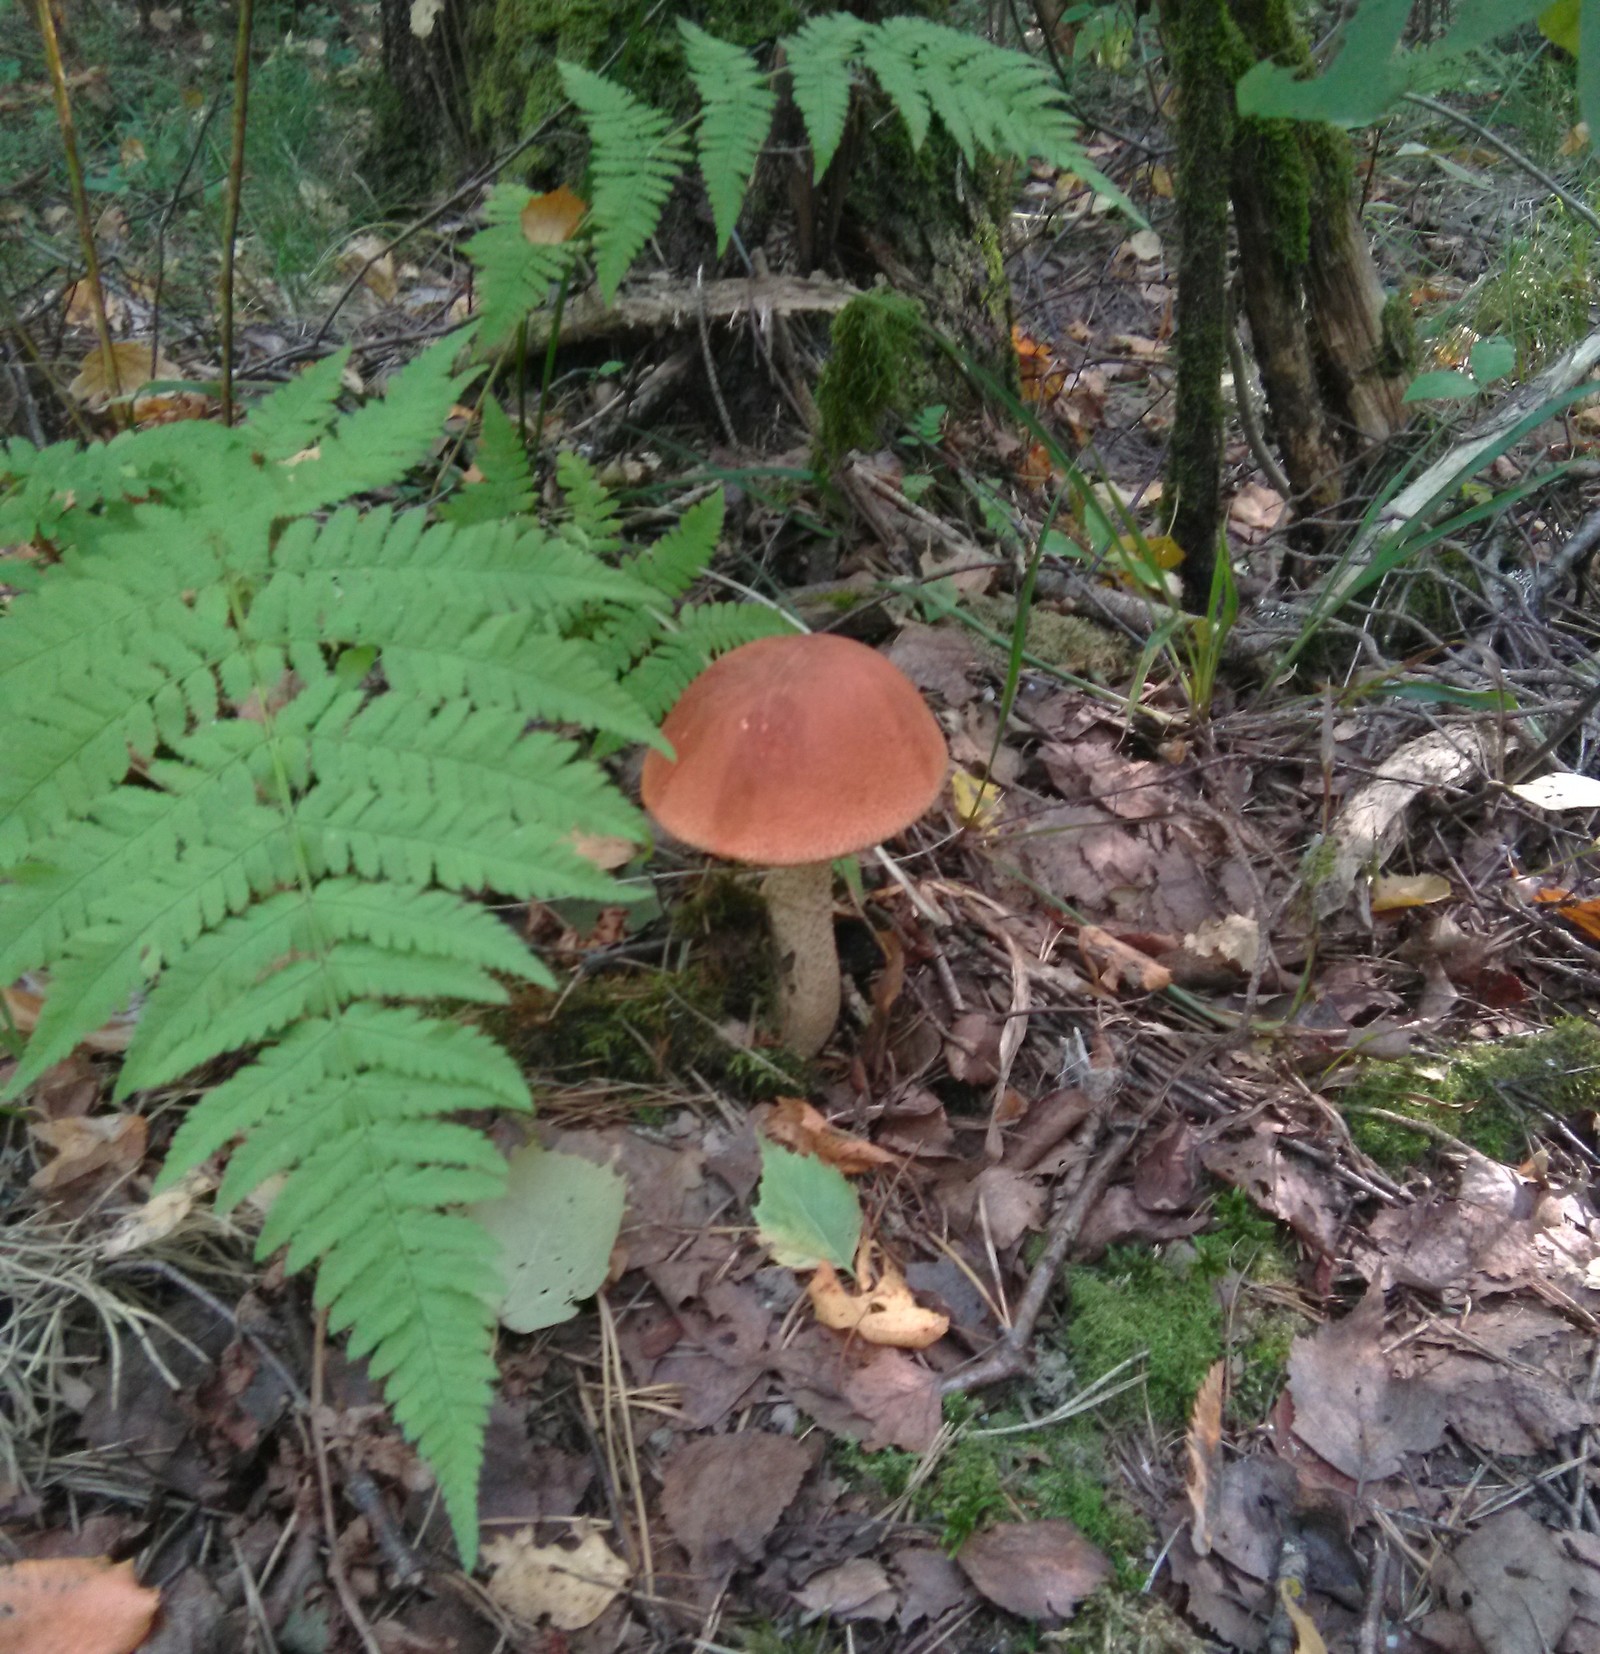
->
[[641, 632, 948, 1058]]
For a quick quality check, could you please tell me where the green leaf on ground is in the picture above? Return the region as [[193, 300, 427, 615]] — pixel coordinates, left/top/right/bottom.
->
[[753, 1139, 862, 1271], [472, 1141, 626, 1332]]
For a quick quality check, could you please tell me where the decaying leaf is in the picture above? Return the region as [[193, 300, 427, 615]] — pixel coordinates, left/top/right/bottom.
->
[[957, 1521, 1110, 1623], [100, 1168, 217, 1259], [793, 1558, 897, 1621], [482, 1522, 628, 1631], [68, 341, 180, 411], [1278, 1578, 1329, 1654], [1078, 925, 1173, 993], [1510, 771, 1600, 811], [1185, 1360, 1225, 1557], [762, 1098, 898, 1174], [807, 1252, 949, 1349], [1370, 872, 1453, 912], [0, 1556, 161, 1654], [30, 1114, 147, 1192], [951, 768, 1004, 832], [471, 1141, 625, 1333], [659, 1432, 813, 1576]]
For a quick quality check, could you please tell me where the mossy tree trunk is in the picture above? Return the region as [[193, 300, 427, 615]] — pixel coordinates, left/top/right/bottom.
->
[[1162, 0, 1235, 609], [1159, 0, 1412, 609]]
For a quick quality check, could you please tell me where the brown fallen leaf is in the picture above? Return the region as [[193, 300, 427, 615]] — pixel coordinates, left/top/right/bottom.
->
[[957, 1521, 1110, 1623], [3, 984, 139, 1055], [762, 1098, 898, 1174], [1185, 1361, 1224, 1557], [659, 1433, 813, 1578], [30, 1114, 147, 1193], [1437, 1507, 1580, 1654], [793, 1558, 897, 1621], [808, 1252, 949, 1350], [1078, 925, 1173, 993], [68, 341, 181, 412], [0, 1555, 160, 1654], [482, 1522, 628, 1631]]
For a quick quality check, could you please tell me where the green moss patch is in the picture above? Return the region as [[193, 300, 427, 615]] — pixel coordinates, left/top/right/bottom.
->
[[1340, 1017, 1600, 1171]]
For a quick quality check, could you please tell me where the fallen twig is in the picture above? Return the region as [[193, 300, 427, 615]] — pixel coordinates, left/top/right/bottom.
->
[[939, 1124, 1137, 1396]]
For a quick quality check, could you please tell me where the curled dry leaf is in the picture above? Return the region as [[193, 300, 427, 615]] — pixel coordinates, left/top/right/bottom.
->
[[69, 341, 181, 411], [1185, 1360, 1225, 1557], [762, 1098, 898, 1174], [807, 1251, 949, 1350], [1278, 1578, 1329, 1654], [482, 1522, 628, 1631], [0, 1555, 161, 1654], [1078, 925, 1173, 993]]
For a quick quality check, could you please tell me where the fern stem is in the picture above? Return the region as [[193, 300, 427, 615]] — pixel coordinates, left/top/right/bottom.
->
[[533, 265, 571, 455], [31, 0, 120, 405], [514, 317, 528, 439], [219, 0, 256, 427]]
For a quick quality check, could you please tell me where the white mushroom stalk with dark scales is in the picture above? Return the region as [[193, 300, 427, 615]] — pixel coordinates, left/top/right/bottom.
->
[[641, 632, 949, 1058]]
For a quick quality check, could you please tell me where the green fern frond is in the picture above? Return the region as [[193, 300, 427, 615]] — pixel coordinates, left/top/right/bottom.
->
[[859, 23, 932, 150], [786, 13, 865, 178], [559, 63, 689, 301], [440, 397, 535, 526], [0, 349, 680, 1570], [622, 490, 725, 599], [239, 349, 350, 461], [462, 184, 583, 352], [621, 601, 797, 722], [679, 19, 777, 252], [552, 451, 623, 558]]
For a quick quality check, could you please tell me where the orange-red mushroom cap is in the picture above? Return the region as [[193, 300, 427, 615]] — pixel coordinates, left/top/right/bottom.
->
[[641, 632, 948, 866]]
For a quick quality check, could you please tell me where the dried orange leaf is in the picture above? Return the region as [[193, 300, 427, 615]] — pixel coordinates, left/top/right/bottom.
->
[[522, 185, 587, 246], [1078, 926, 1172, 994], [763, 1098, 898, 1174], [483, 1522, 628, 1630], [0, 1556, 160, 1654], [808, 1257, 948, 1349], [1184, 1359, 1224, 1556]]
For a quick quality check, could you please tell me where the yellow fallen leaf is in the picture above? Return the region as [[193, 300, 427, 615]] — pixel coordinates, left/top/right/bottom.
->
[[1370, 872, 1453, 912], [483, 1522, 628, 1630], [951, 768, 1003, 832], [1278, 1578, 1328, 1654], [808, 1252, 949, 1349]]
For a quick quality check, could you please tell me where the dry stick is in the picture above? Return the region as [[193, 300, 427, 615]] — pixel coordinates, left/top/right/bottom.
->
[[310, 1313, 384, 1654], [217, 0, 255, 427], [1357, 1536, 1391, 1654], [31, 0, 120, 402], [939, 1124, 1136, 1396]]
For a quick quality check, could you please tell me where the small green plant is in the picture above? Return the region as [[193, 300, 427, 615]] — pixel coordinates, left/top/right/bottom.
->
[[1403, 334, 1516, 403]]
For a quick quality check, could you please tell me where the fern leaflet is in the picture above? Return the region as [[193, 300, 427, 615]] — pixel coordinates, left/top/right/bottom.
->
[[559, 64, 689, 302], [440, 396, 535, 525], [786, 13, 864, 178], [463, 184, 583, 352], [679, 19, 777, 252]]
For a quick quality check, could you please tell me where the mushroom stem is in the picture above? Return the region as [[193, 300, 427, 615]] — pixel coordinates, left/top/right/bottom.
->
[[763, 861, 841, 1058]]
